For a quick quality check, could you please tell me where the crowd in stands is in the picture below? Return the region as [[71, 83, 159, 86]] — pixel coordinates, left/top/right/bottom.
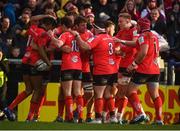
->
[[0, 0, 179, 59]]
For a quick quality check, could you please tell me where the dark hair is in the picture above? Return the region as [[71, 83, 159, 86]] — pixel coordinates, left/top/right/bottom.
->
[[44, 3, 55, 11], [118, 13, 131, 19], [60, 16, 73, 28], [42, 17, 57, 27], [74, 16, 87, 26]]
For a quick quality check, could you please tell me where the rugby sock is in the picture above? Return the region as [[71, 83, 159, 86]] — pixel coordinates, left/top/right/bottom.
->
[[26, 101, 38, 120], [103, 99, 109, 112], [76, 95, 84, 119], [65, 96, 73, 120], [154, 96, 162, 121], [34, 92, 46, 118], [87, 112, 92, 119], [107, 97, 115, 113], [128, 92, 143, 115], [58, 99, 65, 117], [115, 97, 121, 109], [118, 97, 128, 114], [8, 91, 28, 110], [95, 98, 103, 119]]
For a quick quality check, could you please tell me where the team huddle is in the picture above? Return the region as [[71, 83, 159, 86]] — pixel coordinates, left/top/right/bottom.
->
[[0, 12, 163, 125]]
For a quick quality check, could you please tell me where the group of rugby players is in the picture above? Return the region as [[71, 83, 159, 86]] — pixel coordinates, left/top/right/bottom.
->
[[0, 11, 163, 125]]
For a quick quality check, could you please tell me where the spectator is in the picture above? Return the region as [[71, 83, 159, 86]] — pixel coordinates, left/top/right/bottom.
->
[[141, 0, 166, 20], [0, 48, 9, 111], [121, 0, 140, 21], [0, 17, 14, 57], [85, 12, 95, 31], [82, 2, 93, 16], [135, 0, 145, 12], [1, 0, 16, 26], [147, 8, 167, 36], [23, 0, 41, 16], [12, 12, 31, 57], [39, 0, 60, 12], [56, 1, 78, 19], [21, 8, 32, 17], [43, 4, 57, 18], [7, 46, 22, 107], [111, 0, 127, 14], [92, 0, 116, 24], [166, 1, 180, 48]]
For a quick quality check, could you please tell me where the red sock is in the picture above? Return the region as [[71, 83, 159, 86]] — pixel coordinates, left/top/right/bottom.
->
[[87, 112, 92, 119], [118, 97, 128, 113], [154, 96, 162, 121], [35, 94, 45, 118], [65, 96, 73, 120], [107, 97, 115, 112], [103, 99, 109, 112], [95, 98, 103, 114], [26, 101, 38, 120], [8, 91, 28, 110], [115, 97, 121, 109], [58, 100, 65, 117], [128, 93, 143, 115], [76, 95, 84, 119]]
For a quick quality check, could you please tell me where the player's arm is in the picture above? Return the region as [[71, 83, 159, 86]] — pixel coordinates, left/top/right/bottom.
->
[[70, 31, 91, 51], [30, 14, 56, 23], [38, 46, 52, 67], [37, 37, 52, 67], [47, 30, 64, 49], [127, 36, 148, 72], [134, 44, 148, 64], [113, 37, 137, 47]]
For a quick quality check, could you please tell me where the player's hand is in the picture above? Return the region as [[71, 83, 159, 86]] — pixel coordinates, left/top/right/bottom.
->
[[46, 62, 52, 71], [113, 37, 126, 45], [114, 46, 121, 55], [69, 30, 79, 37], [113, 37, 121, 43], [47, 30, 54, 38], [127, 63, 138, 73]]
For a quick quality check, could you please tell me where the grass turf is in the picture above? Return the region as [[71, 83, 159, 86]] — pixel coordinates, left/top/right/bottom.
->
[[0, 121, 180, 130]]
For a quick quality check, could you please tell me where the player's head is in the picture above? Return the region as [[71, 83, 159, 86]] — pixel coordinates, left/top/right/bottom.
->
[[137, 18, 151, 33], [105, 20, 115, 36], [41, 17, 57, 30], [118, 13, 131, 29], [60, 16, 73, 31], [74, 16, 87, 33]]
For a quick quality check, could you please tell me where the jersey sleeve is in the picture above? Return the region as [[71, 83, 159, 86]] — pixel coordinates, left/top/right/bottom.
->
[[131, 28, 138, 38], [137, 35, 147, 46], [87, 36, 99, 49], [58, 32, 67, 43]]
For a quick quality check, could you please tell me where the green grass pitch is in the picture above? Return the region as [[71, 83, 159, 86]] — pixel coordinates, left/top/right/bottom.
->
[[0, 121, 180, 130]]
